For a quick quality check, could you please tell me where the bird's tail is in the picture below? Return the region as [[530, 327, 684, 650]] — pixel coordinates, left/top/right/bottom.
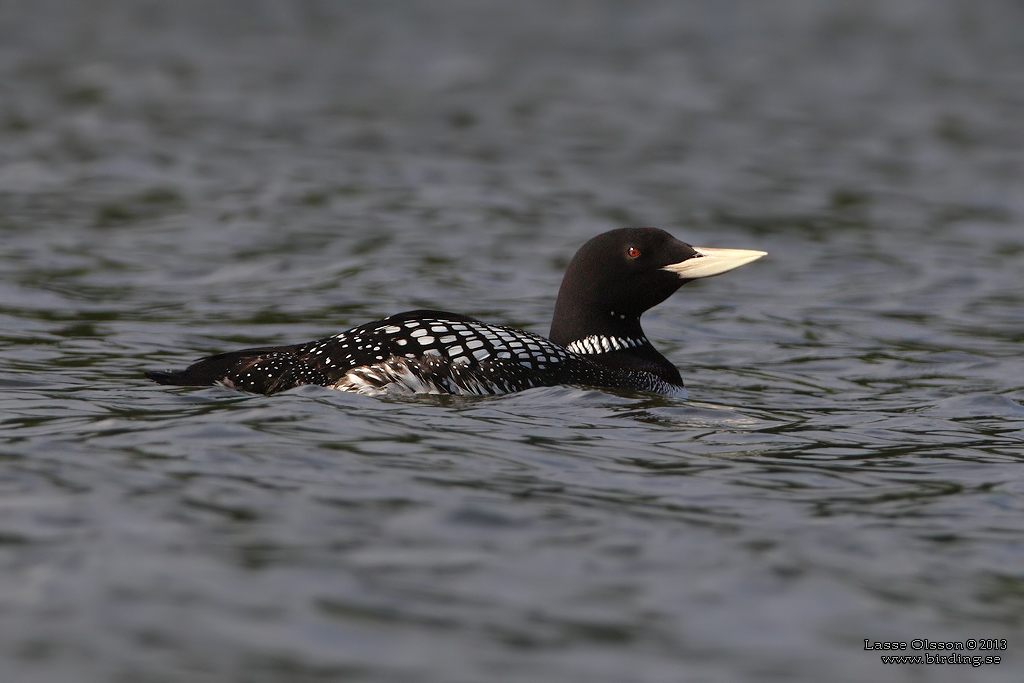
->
[[146, 344, 311, 395]]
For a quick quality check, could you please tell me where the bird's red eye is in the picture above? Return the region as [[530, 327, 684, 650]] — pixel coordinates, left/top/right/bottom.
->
[[627, 246, 641, 259]]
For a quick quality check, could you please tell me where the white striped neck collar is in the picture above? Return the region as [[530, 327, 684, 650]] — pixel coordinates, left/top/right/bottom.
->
[[565, 334, 647, 355]]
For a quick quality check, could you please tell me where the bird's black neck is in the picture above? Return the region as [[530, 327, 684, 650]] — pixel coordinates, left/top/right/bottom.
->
[[550, 305, 682, 387], [549, 303, 642, 345]]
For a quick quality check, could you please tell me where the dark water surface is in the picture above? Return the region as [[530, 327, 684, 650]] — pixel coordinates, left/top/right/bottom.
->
[[2, 2, 1023, 681]]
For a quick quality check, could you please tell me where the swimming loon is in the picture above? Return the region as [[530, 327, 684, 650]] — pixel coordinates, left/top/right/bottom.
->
[[146, 228, 765, 397]]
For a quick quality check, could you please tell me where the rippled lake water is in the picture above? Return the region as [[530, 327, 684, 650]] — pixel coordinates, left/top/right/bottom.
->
[[1, 1, 1023, 681]]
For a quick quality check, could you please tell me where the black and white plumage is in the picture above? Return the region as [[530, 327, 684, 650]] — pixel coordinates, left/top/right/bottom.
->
[[146, 228, 765, 397]]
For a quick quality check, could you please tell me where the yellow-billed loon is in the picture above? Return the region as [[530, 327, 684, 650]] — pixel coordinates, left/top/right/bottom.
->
[[146, 228, 765, 397]]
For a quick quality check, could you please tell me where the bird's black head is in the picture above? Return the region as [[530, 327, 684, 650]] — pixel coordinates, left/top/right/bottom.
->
[[549, 227, 765, 347]]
